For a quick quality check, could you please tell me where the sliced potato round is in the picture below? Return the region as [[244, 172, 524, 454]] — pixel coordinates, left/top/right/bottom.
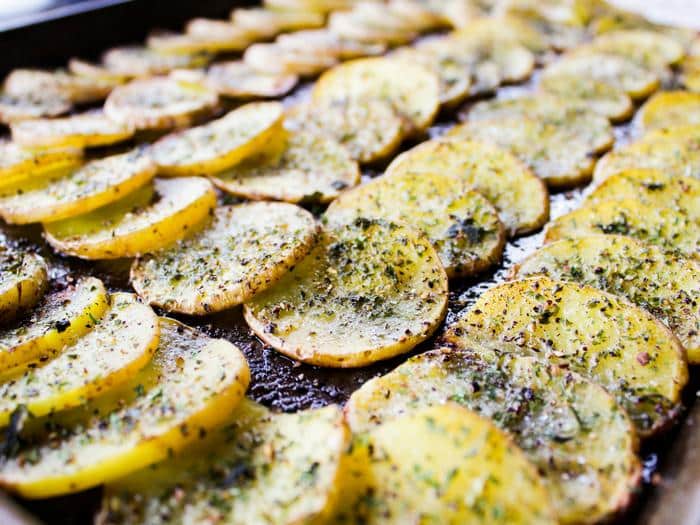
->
[[545, 198, 699, 259], [276, 29, 386, 60], [244, 218, 448, 367], [0, 251, 48, 325], [10, 111, 134, 149], [0, 293, 158, 426], [186, 17, 256, 40], [327, 10, 418, 46], [445, 276, 689, 436], [0, 317, 250, 498], [583, 29, 685, 71], [204, 61, 298, 98], [451, 15, 551, 56], [468, 93, 590, 122], [514, 235, 700, 363], [539, 75, 633, 122], [100, 401, 348, 525], [386, 138, 549, 236], [637, 91, 700, 133], [286, 98, 404, 164], [68, 58, 130, 84], [104, 77, 218, 131], [232, 8, 324, 37], [541, 52, 659, 99], [147, 29, 251, 55], [312, 57, 440, 135], [45, 177, 216, 259], [264, 0, 353, 14], [326, 172, 505, 278], [0, 91, 71, 123], [150, 102, 284, 176], [131, 203, 318, 315], [211, 130, 359, 203], [4, 68, 115, 104], [333, 404, 556, 524], [0, 141, 82, 188], [244, 43, 338, 77], [102, 46, 211, 77], [0, 149, 156, 224], [346, 347, 640, 524], [448, 113, 613, 188], [0, 277, 109, 377]]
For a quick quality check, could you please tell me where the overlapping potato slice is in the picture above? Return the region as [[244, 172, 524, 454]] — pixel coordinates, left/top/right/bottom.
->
[[100, 401, 348, 525], [0, 142, 82, 188], [131, 203, 318, 314], [0, 277, 108, 376], [276, 29, 386, 59], [312, 57, 440, 135], [327, 9, 418, 46], [232, 8, 324, 38], [150, 102, 283, 176], [445, 276, 689, 436], [326, 172, 505, 278], [448, 112, 613, 188], [203, 61, 298, 98], [185, 17, 255, 42], [346, 347, 640, 524], [332, 404, 556, 524], [581, 30, 685, 71], [211, 130, 360, 203], [0, 293, 158, 426], [0, 91, 71, 123], [546, 199, 699, 258], [104, 77, 218, 130], [102, 46, 210, 77], [264, 0, 353, 14], [3, 68, 115, 104], [467, 93, 584, 121], [637, 91, 700, 133], [541, 52, 659, 99], [452, 15, 551, 56], [539, 75, 633, 122], [68, 59, 130, 84], [286, 98, 404, 164], [0, 149, 156, 224], [10, 111, 134, 149], [45, 177, 216, 259], [147, 27, 252, 55], [514, 235, 700, 363], [0, 317, 250, 498], [386, 138, 548, 236], [244, 218, 448, 367], [0, 251, 48, 325], [244, 43, 338, 77]]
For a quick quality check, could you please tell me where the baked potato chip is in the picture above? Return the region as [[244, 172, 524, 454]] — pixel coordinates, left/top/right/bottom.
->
[[637, 91, 700, 133], [451, 15, 551, 56], [545, 199, 699, 259], [131, 202, 318, 314], [514, 235, 700, 363], [0, 251, 48, 325], [0, 141, 82, 188], [104, 77, 218, 131], [0, 293, 158, 426], [325, 172, 505, 278], [68, 59, 130, 84], [333, 404, 556, 524], [232, 8, 324, 38], [276, 29, 386, 60], [204, 61, 298, 98], [327, 10, 418, 46], [386, 138, 548, 236], [0, 277, 108, 377], [468, 93, 591, 122], [102, 46, 210, 77], [244, 43, 338, 77], [147, 29, 251, 55], [211, 130, 360, 203], [0, 317, 250, 498], [10, 111, 134, 149], [582, 29, 685, 71], [100, 401, 348, 525], [244, 218, 448, 367], [45, 177, 216, 259], [0, 149, 156, 224], [264, 0, 353, 14], [312, 57, 440, 135], [539, 75, 633, 122], [445, 276, 689, 436], [346, 347, 640, 524], [3, 68, 115, 104], [0, 91, 71, 124], [151, 102, 284, 176]]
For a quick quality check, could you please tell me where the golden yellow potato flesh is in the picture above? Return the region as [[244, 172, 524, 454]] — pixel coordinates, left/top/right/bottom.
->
[[0, 251, 48, 325]]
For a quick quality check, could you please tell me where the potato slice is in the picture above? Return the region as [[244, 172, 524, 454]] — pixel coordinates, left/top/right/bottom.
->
[[232, 8, 324, 37], [312, 57, 440, 135], [185, 17, 256, 41], [539, 75, 633, 122], [264, 0, 353, 14], [386, 138, 548, 236], [0, 91, 71, 123], [0, 141, 82, 189], [0, 251, 48, 325], [45, 177, 216, 259], [445, 276, 689, 436], [546, 199, 699, 259], [244, 218, 448, 367], [0, 149, 156, 224], [276, 29, 386, 60], [0, 277, 108, 377], [286, 98, 404, 164], [637, 91, 700, 133], [100, 401, 348, 525], [333, 404, 556, 524], [495, 2, 587, 51], [131, 202, 318, 314], [326, 172, 505, 278], [104, 77, 218, 131], [10, 111, 134, 149], [0, 317, 250, 498], [68, 59, 130, 84], [541, 52, 659, 99], [346, 347, 640, 524], [102, 46, 210, 77], [468, 93, 593, 122], [211, 130, 359, 203], [147, 29, 251, 55], [514, 235, 700, 363], [582, 30, 685, 71], [448, 113, 613, 188], [244, 43, 338, 77], [451, 15, 551, 56], [327, 10, 418, 46], [4, 68, 115, 104], [0, 293, 158, 426], [150, 102, 283, 176], [204, 61, 298, 98]]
